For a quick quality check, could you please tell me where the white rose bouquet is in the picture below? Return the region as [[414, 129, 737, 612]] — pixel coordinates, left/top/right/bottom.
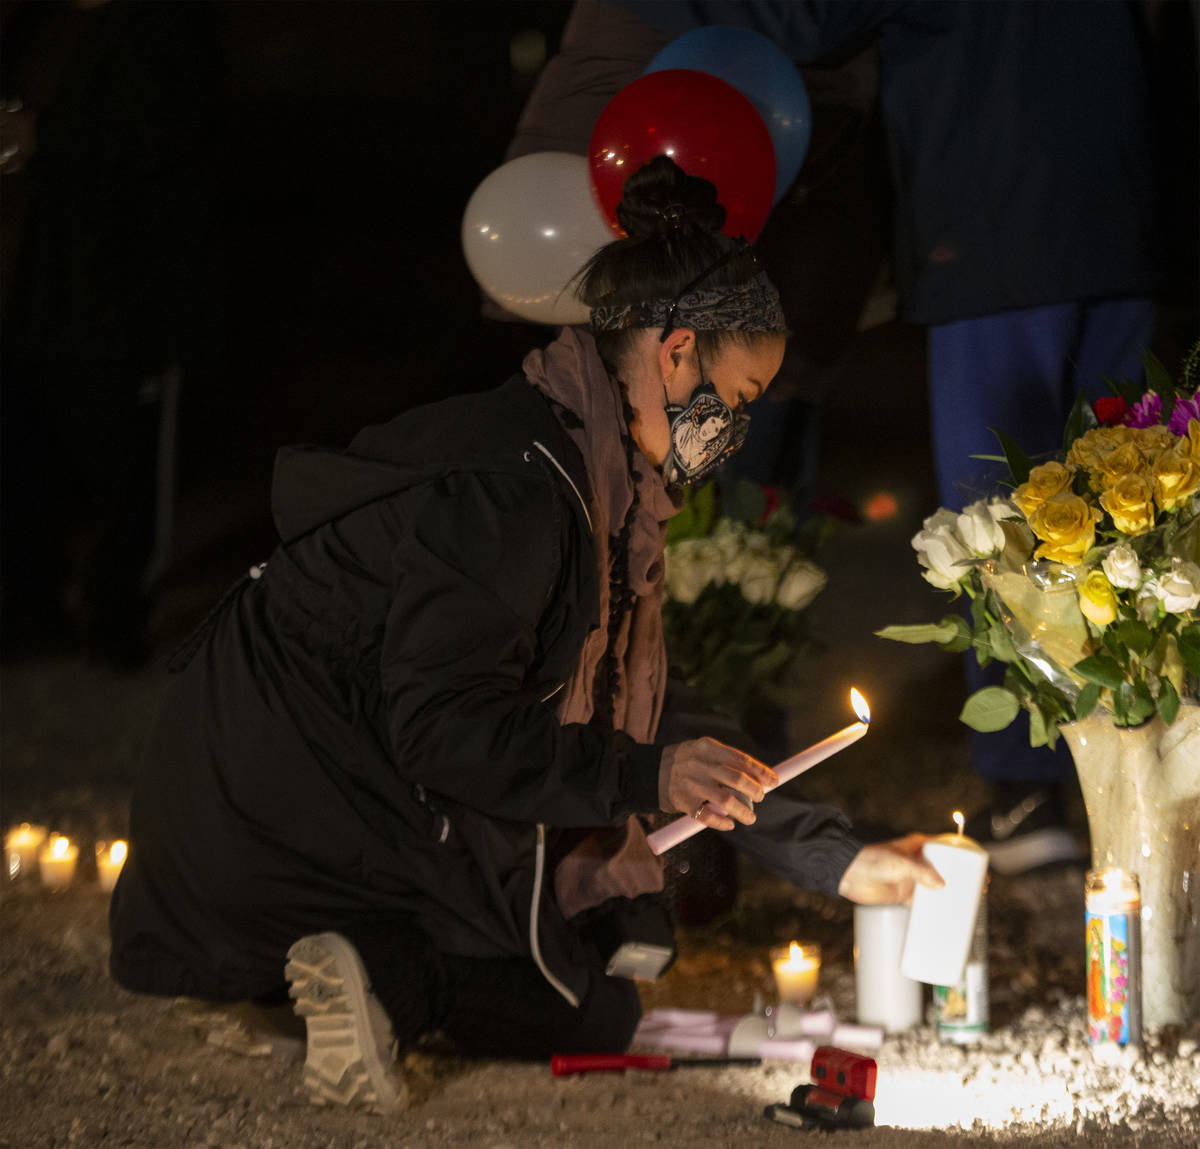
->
[[878, 345, 1200, 744], [663, 478, 829, 732]]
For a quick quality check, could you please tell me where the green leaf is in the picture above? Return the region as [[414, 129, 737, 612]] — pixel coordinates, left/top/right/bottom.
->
[[726, 477, 767, 526], [1113, 679, 1156, 727], [989, 428, 1032, 486], [959, 686, 1021, 732], [1113, 618, 1155, 656], [936, 615, 973, 653], [1103, 373, 1145, 406], [1075, 681, 1102, 719], [875, 620, 964, 645], [1157, 676, 1181, 725], [1063, 390, 1099, 451], [1142, 349, 1176, 405], [1178, 624, 1200, 677], [1028, 706, 1051, 748], [1073, 654, 1126, 688]]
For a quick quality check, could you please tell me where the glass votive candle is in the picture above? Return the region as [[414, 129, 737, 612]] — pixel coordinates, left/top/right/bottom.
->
[[95, 840, 128, 893], [6, 822, 49, 881], [771, 941, 822, 1006], [38, 833, 79, 890]]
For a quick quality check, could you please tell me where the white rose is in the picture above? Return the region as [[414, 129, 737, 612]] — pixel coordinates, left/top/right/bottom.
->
[[957, 500, 1006, 556], [1154, 558, 1200, 613], [737, 552, 780, 605], [912, 509, 973, 590], [1101, 544, 1143, 590], [776, 560, 827, 611], [664, 538, 723, 604]]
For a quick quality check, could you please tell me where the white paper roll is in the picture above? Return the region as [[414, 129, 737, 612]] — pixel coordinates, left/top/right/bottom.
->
[[854, 903, 924, 1031], [900, 835, 989, 987]]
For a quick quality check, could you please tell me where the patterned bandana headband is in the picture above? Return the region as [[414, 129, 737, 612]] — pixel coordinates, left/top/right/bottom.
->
[[589, 244, 787, 338]]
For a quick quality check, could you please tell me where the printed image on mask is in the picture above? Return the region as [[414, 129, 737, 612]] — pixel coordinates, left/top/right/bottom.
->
[[662, 384, 750, 488]]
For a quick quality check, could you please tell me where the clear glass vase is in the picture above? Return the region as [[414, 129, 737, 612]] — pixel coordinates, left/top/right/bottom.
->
[[1061, 705, 1200, 1029]]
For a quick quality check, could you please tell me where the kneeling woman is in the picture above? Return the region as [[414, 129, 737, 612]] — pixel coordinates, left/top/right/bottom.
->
[[110, 157, 939, 1112]]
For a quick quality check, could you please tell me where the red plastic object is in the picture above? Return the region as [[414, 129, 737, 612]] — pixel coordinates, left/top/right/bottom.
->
[[551, 1053, 673, 1076]]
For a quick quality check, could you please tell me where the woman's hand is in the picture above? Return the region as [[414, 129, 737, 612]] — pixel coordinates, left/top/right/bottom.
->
[[658, 738, 778, 830], [837, 834, 946, 905]]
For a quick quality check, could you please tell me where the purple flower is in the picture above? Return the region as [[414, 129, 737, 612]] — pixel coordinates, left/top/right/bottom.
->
[[1168, 394, 1200, 436], [1126, 392, 1163, 428]]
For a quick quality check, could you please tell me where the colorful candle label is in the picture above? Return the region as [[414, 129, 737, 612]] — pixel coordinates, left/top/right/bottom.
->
[[1086, 908, 1140, 1046]]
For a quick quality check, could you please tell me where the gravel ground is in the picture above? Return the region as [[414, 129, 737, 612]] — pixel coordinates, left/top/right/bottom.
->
[[4, 326, 1198, 1146]]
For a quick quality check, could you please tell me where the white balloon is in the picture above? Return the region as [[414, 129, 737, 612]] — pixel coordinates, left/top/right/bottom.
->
[[461, 152, 616, 326]]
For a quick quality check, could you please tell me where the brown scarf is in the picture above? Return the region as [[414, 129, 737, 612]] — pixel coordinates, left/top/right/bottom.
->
[[521, 327, 678, 918]]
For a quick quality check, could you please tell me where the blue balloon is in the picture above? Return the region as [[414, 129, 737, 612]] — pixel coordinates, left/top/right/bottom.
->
[[646, 26, 810, 206]]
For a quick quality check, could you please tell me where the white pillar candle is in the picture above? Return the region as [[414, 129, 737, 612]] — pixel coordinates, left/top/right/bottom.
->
[[900, 814, 989, 987], [5, 822, 48, 880], [771, 941, 822, 1005], [854, 903, 924, 1031], [95, 840, 128, 893], [38, 834, 79, 890]]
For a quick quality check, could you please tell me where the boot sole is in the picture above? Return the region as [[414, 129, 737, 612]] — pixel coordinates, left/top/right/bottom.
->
[[285, 932, 406, 1114]]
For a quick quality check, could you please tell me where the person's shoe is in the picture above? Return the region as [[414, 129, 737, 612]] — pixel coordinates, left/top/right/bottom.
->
[[964, 783, 1085, 876], [285, 932, 407, 1113]]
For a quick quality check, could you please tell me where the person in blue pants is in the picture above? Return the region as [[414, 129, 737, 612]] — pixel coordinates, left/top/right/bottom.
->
[[929, 299, 1157, 873]]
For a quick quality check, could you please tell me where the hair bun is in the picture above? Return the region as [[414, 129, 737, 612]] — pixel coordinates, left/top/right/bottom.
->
[[615, 155, 726, 239]]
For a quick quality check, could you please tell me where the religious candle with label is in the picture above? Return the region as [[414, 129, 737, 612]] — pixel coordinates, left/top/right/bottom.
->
[[933, 882, 989, 1044], [1085, 868, 1142, 1056], [900, 812, 989, 987], [5, 822, 48, 881], [96, 840, 128, 893], [771, 942, 821, 1006], [38, 834, 79, 889]]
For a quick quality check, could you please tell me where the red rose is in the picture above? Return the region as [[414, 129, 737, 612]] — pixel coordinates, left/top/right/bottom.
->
[[1094, 396, 1129, 427]]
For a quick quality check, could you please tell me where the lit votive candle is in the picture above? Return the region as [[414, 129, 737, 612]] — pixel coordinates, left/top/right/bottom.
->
[[38, 834, 79, 890], [96, 840, 128, 893], [900, 812, 989, 987], [5, 822, 48, 881], [771, 941, 822, 1006]]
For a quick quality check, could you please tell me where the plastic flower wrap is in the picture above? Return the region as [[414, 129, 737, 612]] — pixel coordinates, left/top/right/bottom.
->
[[877, 345, 1200, 746], [662, 478, 830, 731]]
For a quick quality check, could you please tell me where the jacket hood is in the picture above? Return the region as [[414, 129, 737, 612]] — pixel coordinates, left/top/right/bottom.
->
[[270, 375, 588, 543]]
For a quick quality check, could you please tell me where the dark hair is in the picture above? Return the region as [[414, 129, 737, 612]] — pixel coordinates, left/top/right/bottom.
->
[[575, 156, 773, 372]]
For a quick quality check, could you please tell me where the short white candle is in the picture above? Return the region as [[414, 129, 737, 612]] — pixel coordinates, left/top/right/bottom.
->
[[900, 813, 989, 987], [38, 834, 79, 890], [854, 903, 924, 1031], [96, 840, 128, 893], [771, 941, 822, 1005], [5, 822, 48, 881]]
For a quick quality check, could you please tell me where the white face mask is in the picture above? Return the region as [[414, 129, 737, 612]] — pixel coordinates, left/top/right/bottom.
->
[[661, 381, 750, 489]]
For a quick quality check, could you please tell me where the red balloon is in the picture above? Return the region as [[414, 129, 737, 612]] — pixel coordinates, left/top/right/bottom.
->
[[588, 68, 776, 242]]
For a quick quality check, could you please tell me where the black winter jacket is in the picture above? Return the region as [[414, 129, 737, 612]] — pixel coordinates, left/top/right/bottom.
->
[[110, 374, 858, 1007]]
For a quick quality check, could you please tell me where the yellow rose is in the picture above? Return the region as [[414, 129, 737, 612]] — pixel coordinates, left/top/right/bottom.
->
[[1130, 424, 1179, 460], [1153, 449, 1200, 512], [1028, 492, 1102, 565], [1187, 418, 1200, 464], [1067, 426, 1130, 480], [1092, 440, 1151, 491], [1099, 474, 1156, 536], [1078, 569, 1119, 627], [1012, 461, 1075, 517]]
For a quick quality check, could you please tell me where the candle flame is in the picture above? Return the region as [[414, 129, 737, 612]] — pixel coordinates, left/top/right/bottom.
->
[[953, 811, 965, 836], [850, 688, 870, 724], [50, 835, 71, 859], [789, 941, 804, 963], [110, 840, 128, 865]]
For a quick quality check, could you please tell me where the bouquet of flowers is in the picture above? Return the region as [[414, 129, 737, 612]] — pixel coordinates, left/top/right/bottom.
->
[[878, 345, 1200, 746], [662, 478, 830, 731]]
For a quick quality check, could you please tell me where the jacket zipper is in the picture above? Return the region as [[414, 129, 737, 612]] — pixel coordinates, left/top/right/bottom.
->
[[530, 822, 580, 1008], [523, 440, 588, 1007]]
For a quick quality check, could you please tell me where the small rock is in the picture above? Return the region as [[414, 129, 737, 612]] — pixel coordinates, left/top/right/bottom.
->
[[46, 1033, 70, 1057]]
